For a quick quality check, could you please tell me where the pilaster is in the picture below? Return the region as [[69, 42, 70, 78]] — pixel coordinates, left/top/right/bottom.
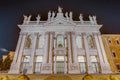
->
[[8, 32, 23, 74], [67, 33, 72, 63], [82, 33, 93, 74], [71, 32, 78, 63], [98, 33, 112, 73], [93, 33, 104, 73], [16, 32, 27, 73], [49, 32, 53, 63], [27, 33, 38, 74], [43, 32, 49, 63]]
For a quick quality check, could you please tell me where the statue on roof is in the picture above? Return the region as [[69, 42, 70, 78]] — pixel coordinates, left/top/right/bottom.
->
[[93, 16, 97, 24], [48, 11, 51, 21], [89, 15, 94, 24], [65, 12, 69, 20], [51, 11, 55, 20], [36, 14, 41, 24], [79, 14, 83, 24], [23, 15, 28, 24], [58, 6, 62, 13], [69, 11, 73, 20], [26, 15, 32, 24]]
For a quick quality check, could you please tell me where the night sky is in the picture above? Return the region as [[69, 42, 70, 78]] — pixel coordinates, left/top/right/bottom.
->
[[0, 0, 120, 59]]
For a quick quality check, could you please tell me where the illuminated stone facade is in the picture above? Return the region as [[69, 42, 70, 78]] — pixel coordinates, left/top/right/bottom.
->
[[9, 7, 111, 74], [102, 34, 120, 73]]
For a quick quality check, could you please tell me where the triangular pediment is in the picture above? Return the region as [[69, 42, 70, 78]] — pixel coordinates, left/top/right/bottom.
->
[[44, 17, 76, 26]]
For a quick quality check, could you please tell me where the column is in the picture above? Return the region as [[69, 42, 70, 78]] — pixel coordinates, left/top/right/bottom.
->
[[9, 32, 23, 73], [64, 55, 67, 74], [93, 33, 104, 73], [43, 32, 49, 63], [16, 32, 27, 73], [28, 33, 38, 74], [49, 32, 53, 63], [71, 32, 78, 63], [54, 55, 57, 74], [82, 33, 93, 73], [98, 34, 108, 63], [12, 32, 23, 64], [98, 33, 111, 73], [67, 33, 72, 63]]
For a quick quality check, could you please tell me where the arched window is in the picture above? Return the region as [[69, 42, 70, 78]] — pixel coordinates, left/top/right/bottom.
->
[[57, 35, 64, 47], [25, 35, 32, 48], [76, 35, 82, 48], [87, 35, 95, 48]]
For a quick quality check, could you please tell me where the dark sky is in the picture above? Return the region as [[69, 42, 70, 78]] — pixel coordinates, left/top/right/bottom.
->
[[0, 0, 120, 59]]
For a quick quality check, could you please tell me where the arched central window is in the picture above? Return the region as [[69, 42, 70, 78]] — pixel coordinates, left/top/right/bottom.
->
[[57, 35, 64, 47]]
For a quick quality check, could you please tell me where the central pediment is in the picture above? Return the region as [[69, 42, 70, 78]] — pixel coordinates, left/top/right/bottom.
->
[[44, 17, 76, 26]]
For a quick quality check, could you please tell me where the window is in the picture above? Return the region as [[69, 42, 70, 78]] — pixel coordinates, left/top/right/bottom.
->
[[78, 56, 86, 73], [76, 35, 82, 48], [108, 39, 112, 45], [112, 51, 116, 57], [57, 35, 64, 47], [116, 64, 120, 70], [23, 56, 30, 62], [36, 56, 43, 62], [55, 56, 66, 61], [90, 56, 99, 73], [116, 40, 120, 45], [78, 56, 85, 62], [38, 35, 44, 48]]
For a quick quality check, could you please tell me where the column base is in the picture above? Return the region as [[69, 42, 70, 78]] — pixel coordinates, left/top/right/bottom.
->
[[8, 63, 20, 74], [101, 63, 112, 74], [41, 63, 52, 74], [68, 63, 80, 74]]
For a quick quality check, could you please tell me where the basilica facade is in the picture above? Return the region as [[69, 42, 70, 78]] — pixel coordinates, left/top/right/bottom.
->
[[9, 7, 111, 74]]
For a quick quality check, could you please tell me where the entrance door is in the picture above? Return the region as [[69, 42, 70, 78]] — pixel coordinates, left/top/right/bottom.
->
[[56, 61, 64, 74]]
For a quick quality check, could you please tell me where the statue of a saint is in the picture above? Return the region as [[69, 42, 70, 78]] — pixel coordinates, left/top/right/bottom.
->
[[89, 15, 94, 24], [51, 11, 55, 20], [23, 15, 28, 23], [79, 14, 83, 24], [36, 14, 41, 23], [69, 11, 73, 20], [58, 6, 62, 13], [65, 12, 69, 20], [27, 15, 32, 21], [48, 11, 51, 21], [93, 16, 97, 24]]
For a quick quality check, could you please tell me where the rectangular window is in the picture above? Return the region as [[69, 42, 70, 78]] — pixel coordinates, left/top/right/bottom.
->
[[23, 56, 30, 62], [78, 56, 86, 73], [116, 64, 120, 70], [112, 51, 116, 57], [116, 40, 120, 45], [90, 56, 99, 73], [36, 56, 43, 62], [108, 39, 112, 45]]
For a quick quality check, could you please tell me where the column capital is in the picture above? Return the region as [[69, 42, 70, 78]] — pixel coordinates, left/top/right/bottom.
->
[[93, 32, 101, 36], [20, 32, 28, 35]]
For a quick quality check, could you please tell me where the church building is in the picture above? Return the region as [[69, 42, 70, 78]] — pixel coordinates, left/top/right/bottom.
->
[[9, 7, 111, 74]]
